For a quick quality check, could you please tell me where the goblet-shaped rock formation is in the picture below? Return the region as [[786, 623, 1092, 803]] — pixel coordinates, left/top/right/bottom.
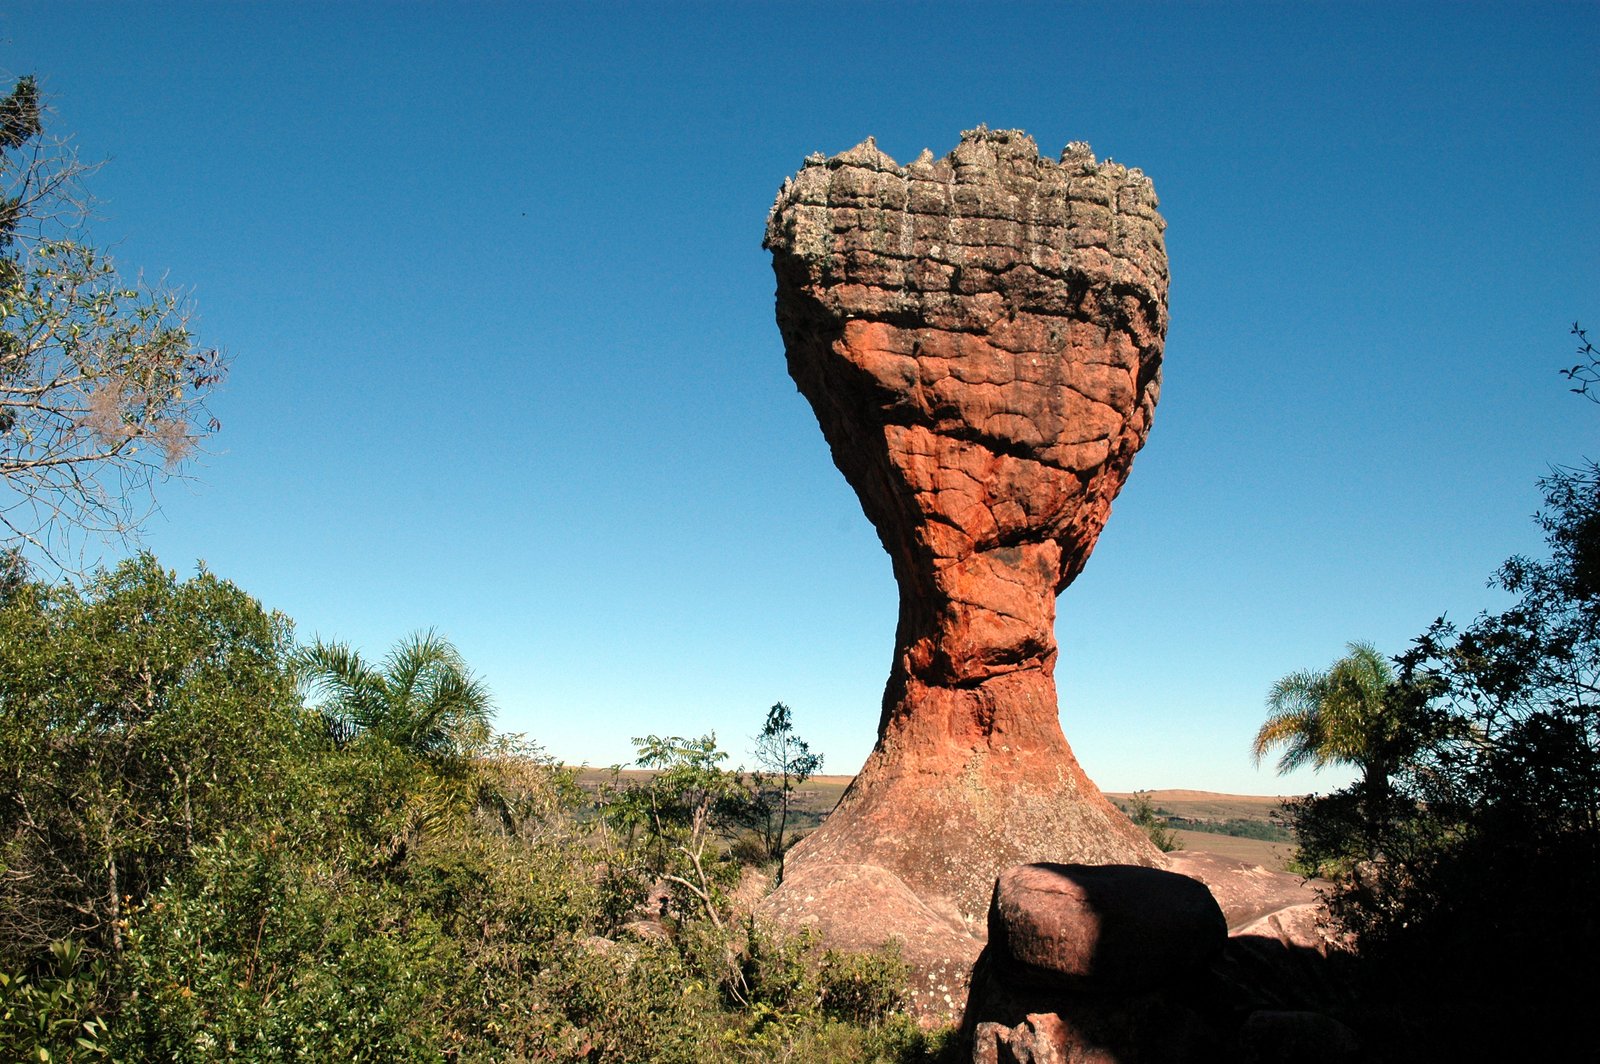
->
[[763, 128, 1169, 933]]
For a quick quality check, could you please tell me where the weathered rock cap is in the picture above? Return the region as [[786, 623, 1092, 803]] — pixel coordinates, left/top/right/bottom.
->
[[989, 862, 1227, 993]]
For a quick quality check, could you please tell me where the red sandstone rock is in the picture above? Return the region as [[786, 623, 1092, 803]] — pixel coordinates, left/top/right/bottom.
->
[[1163, 850, 1324, 931], [988, 863, 1226, 993], [761, 128, 1169, 936]]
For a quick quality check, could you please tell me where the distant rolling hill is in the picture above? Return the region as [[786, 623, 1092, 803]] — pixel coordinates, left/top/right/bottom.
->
[[1105, 790, 1299, 872], [571, 769, 1301, 872]]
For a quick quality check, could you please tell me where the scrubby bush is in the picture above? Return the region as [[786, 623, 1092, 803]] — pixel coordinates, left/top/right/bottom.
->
[[0, 557, 941, 1060], [1125, 791, 1181, 852], [113, 832, 453, 1063], [0, 555, 302, 968]]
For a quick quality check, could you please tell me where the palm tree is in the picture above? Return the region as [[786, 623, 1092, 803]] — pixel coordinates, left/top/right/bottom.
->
[[1253, 640, 1401, 797], [294, 630, 493, 759]]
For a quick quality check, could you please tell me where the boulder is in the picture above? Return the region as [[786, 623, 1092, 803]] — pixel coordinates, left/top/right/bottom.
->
[[988, 863, 1227, 993], [963, 862, 1362, 1061]]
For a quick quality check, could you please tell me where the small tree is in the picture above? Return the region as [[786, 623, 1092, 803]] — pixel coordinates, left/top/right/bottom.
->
[[603, 734, 752, 928], [1127, 791, 1181, 853], [751, 701, 822, 883], [0, 76, 224, 575]]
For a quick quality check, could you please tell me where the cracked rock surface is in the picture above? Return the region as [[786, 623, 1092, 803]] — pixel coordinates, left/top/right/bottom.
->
[[760, 128, 1169, 964]]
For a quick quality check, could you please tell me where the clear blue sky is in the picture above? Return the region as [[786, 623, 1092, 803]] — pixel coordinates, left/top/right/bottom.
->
[[4, 2, 1594, 794]]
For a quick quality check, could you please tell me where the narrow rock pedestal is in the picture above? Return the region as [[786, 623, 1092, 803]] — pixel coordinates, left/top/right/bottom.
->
[[761, 129, 1169, 970]]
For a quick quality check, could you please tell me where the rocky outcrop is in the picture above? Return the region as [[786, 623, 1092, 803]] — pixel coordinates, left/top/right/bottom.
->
[[759, 861, 983, 1018], [965, 864, 1227, 1061], [1163, 851, 1323, 931], [762, 128, 1169, 941], [963, 863, 1360, 1063]]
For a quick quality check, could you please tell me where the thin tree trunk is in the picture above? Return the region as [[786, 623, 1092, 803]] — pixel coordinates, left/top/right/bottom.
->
[[106, 848, 122, 953], [775, 784, 789, 885]]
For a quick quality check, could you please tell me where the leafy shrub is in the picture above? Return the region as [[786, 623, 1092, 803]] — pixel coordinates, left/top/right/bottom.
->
[[0, 939, 109, 1063], [0, 556, 302, 967], [112, 832, 452, 1063]]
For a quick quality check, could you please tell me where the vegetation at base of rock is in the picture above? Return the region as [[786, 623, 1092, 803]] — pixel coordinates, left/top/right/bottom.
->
[[0, 556, 945, 1061]]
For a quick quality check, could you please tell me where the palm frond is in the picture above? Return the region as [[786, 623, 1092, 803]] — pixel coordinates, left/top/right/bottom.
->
[[295, 629, 493, 759], [1254, 669, 1325, 769], [293, 638, 388, 739], [1256, 642, 1402, 778]]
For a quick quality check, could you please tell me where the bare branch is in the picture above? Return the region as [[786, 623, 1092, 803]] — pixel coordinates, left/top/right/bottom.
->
[[0, 76, 223, 578]]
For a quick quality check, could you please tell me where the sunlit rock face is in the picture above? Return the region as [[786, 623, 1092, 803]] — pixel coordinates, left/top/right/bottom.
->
[[761, 128, 1169, 952]]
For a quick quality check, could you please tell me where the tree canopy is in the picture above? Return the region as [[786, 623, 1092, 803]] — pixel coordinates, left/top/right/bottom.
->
[[294, 630, 494, 760], [1277, 330, 1600, 1057], [0, 554, 300, 961], [1254, 640, 1398, 779]]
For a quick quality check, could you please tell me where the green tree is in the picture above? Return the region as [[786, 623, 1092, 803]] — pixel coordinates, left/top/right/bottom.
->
[[1281, 329, 1600, 1057], [1254, 641, 1397, 782], [1252, 640, 1431, 837], [294, 630, 493, 760], [603, 734, 752, 929], [1293, 461, 1600, 1058], [750, 701, 822, 882], [0, 77, 225, 575], [0, 554, 300, 965]]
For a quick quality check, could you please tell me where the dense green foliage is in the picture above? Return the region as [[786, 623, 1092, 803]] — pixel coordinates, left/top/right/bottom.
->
[[0, 554, 301, 962], [1279, 347, 1599, 1057], [0, 557, 944, 1061]]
